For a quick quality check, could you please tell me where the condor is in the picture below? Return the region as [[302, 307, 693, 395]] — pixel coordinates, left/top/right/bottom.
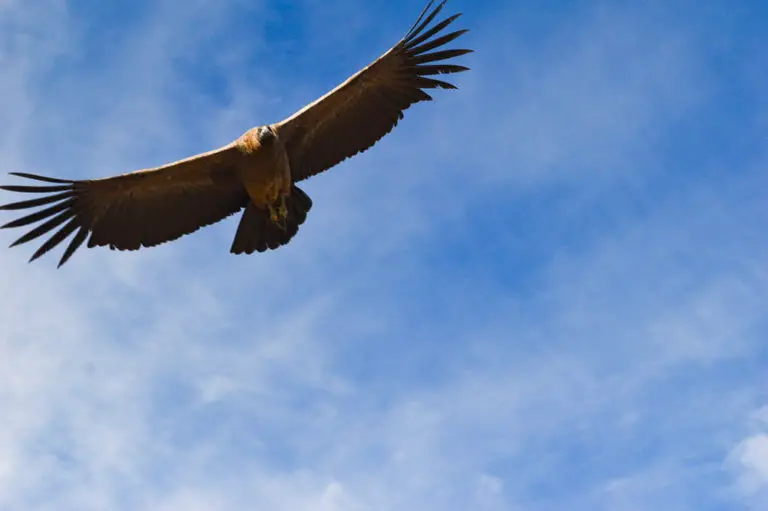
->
[[1, 0, 471, 267]]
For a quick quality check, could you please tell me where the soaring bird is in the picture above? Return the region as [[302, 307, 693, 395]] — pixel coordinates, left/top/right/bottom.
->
[[0, 0, 471, 267]]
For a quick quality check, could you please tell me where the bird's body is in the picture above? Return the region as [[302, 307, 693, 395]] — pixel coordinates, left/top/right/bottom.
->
[[1, 0, 471, 266], [236, 127, 291, 218]]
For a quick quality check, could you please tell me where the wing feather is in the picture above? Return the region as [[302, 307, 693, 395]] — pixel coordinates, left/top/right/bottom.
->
[[0, 144, 249, 266], [276, 0, 471, 182]]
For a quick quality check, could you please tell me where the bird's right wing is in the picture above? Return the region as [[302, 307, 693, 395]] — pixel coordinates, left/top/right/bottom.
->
[[0, 144, 248, 266]]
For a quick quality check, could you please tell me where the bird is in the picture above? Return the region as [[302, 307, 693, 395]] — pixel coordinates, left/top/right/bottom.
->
[[0, 0, 471, 267]]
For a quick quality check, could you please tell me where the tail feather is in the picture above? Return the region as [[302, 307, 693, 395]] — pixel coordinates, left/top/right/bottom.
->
[[230, 185, 312, 255]]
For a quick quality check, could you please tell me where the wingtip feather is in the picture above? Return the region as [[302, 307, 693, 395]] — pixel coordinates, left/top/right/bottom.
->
[[0, 184, 72, 193], [9, 172, 74, 183], [404, 0, 439, 40], [405, 0, 449, 43]]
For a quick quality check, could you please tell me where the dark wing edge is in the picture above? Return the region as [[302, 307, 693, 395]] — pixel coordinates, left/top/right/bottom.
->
[[0, 146, 248, 267], [276, 0, 472, 182]]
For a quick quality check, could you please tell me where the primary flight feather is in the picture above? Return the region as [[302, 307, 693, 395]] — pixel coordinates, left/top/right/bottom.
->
[[1, 0, 471, 267]]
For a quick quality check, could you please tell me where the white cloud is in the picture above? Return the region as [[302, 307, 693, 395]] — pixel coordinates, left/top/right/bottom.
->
[[736, 435, 768, 486], [727, 407, 768, 508]]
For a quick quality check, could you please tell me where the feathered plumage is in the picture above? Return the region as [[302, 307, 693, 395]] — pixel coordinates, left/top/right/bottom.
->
[[1, 0, 471, 266]]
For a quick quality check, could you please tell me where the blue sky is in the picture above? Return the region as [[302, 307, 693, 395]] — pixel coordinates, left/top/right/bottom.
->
[[1, 0, 767, 509]]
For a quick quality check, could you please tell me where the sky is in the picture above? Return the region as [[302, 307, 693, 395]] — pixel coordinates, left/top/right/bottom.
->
[[0, 0, 767, 509]]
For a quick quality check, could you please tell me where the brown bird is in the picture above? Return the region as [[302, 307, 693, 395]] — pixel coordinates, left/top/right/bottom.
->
[[1, 0, 471, 267]]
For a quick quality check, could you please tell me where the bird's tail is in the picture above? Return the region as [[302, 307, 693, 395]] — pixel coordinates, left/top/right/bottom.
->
[[230, 185, 312, 255]]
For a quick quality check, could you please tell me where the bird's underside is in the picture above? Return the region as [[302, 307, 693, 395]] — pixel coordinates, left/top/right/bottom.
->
[[0, 0, 471, 267]]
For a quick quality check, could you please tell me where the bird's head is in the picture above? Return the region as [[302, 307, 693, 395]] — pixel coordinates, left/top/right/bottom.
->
[[239, 126, 277, 153], [258, 125, 277, 144]]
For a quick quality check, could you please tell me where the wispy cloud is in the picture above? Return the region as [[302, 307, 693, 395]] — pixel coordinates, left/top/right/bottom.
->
[[727, 407, 768, 507]]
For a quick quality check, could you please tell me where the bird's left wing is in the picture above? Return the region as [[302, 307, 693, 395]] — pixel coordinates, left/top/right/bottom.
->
[[0, 144, 248, 266], [275, 0, 471, 182]]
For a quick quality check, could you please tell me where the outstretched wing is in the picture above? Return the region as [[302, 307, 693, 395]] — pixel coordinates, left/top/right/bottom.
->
[[0, 145, 248, 266], [276, 0, 471, 182]]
